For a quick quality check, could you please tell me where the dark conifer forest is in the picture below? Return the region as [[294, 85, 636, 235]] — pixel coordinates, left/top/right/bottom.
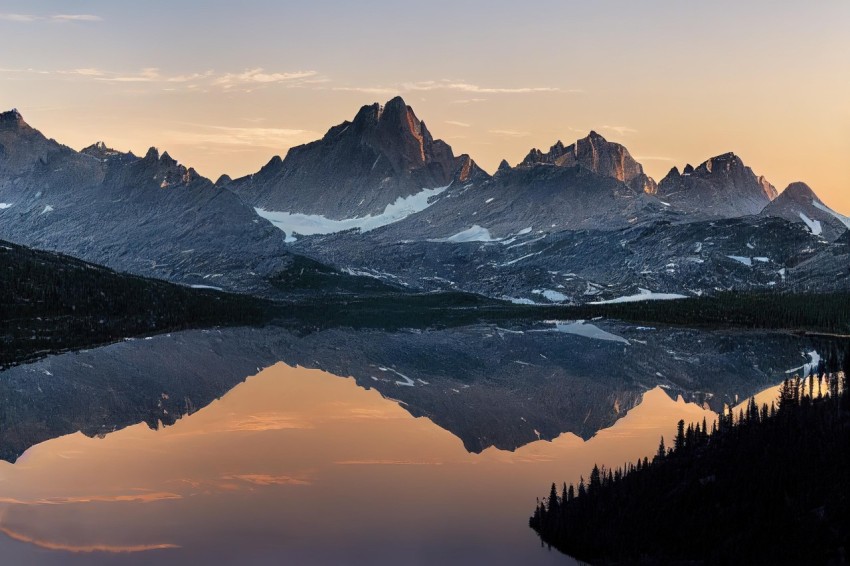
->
[[0, 240, 271, 368], [530, 348, 850, 565]]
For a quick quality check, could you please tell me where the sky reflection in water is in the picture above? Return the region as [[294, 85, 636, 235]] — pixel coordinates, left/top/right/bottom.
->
[[0, 362, 717, 565]]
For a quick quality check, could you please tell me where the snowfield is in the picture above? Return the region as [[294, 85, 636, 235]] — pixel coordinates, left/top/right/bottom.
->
[[590, 289, 687, 305], [256, 184, 450, 239]]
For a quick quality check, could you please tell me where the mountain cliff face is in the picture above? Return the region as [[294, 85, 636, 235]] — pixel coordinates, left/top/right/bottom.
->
[[0, 110, 297, 294], [760, 182, 850, 241], [520, 131, 657, 194], [224, 96, 488, 219], [657, 153, 777, 218]]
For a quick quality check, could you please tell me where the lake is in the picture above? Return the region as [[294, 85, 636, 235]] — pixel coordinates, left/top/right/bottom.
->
[[0, 322, 821, 564]]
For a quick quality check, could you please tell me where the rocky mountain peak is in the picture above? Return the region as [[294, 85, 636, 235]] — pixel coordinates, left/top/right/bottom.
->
[[497, 159, 511, 174], [453, 154, 489, 184], [0, 109, 28, 130], [520, 130, 656, 193], [780, 181, 817, 202], [695, 152, 742, 175], [658, 152, 776, 218], [758, 175, 779, 200], [81, 141, 123, 160], [144, 147, 160, 162], [227, 97, 465, 218]]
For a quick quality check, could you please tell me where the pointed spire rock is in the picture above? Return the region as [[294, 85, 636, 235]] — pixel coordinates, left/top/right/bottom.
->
[[497, 159, 512, 174], [144, 147, 160, 162], [658, 153, 775, 218], [225, 97, 468, 219], [519, 130, 655, 193], [0, 108, 29, 130]]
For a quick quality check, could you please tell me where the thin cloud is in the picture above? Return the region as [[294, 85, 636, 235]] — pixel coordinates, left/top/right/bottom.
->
[[634, 155, 674, 162], [221, 474, 311, 486], [0, 492, 182, 506], [213, 68, 318, 89], [0, 13, 102, 22], [332, 79, 566, 96], [0, 13, 39, 22], [166, 125, 317, 149], [601, 125, 638, 135], [0, 526, 177, 553], [52, 14, 103, 22], [488, 129, 531, 138], [333, 86, 400, 95], [445, 120, 471, 128], [335, 459, 444, 466], [451, 98, 487, 104]]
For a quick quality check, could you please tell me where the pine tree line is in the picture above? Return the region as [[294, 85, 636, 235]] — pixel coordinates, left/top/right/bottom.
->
[[530, 344, 850, 565]]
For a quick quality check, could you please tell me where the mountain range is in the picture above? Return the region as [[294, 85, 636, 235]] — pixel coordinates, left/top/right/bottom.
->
[[2, 99, 848, 305]]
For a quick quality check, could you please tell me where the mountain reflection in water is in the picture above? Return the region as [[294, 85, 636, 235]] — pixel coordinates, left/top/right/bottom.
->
[[0, 362, 716, 565]]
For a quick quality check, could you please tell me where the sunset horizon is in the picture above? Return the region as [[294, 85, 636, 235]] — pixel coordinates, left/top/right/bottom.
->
[[3, 0, 848, 213]]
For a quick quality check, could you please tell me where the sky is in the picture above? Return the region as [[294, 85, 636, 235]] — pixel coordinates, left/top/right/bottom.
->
[[2, 0, 849, 213]]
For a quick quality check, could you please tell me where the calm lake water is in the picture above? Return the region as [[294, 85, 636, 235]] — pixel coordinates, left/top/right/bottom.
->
[[0, 360, 720, 565]]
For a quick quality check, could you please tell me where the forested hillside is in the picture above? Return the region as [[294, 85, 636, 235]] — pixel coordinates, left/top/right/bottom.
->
[[1, 240, 271, 368]]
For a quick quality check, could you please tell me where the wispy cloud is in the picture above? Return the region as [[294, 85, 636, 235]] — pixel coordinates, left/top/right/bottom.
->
[[0, 13, 39, 22], [0, 526, 177, 553], [0, 13, 102, 22], [333, 79, 565, 96], [335, 459, 444, 466], [488, 129, 531, 138], [213, 68, 319, 89], [634, 155, 674, 162], [601, 125, 638, 136], [221, 474, 311, 486], [450, 98, 487, 104], [52, 14, 103, 22], [3, 66, 319, 92], [167, 125, 317, 149], [445, 120, 471, 128], [332, 86, 399, 95], [0, 492, 182, 506]]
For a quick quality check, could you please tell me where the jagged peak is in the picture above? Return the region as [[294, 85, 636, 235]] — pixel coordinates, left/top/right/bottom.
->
[[780, 181, 818, 201], [144, 147, 160, 161], [0, 108, 29, 129], [453, 154, 489, 183], [216, 174, 233, 186], [497, 159, 511, 173], [160, 151, 178, 167], [80, 140, 125, 160], [585, 130, 607, 141], [683, 164, 695, 175], [758, 175, 778, 200], [696, 152, 742, 175], [259, 155, 283, 172]]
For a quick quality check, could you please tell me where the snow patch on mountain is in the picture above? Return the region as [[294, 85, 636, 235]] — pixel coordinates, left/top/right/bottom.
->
[[590, 289, 688, 305], [433, 225, 498, 243], [785, 350, 821, 377], [256, 184, 450, 238], [727, 255, 753, 266], [0, 203, 13, 210], [533, 289, 568, 302], [812, 200, 850, 229], [549, 320, 630, 345], [799, 212, 822, 236]]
